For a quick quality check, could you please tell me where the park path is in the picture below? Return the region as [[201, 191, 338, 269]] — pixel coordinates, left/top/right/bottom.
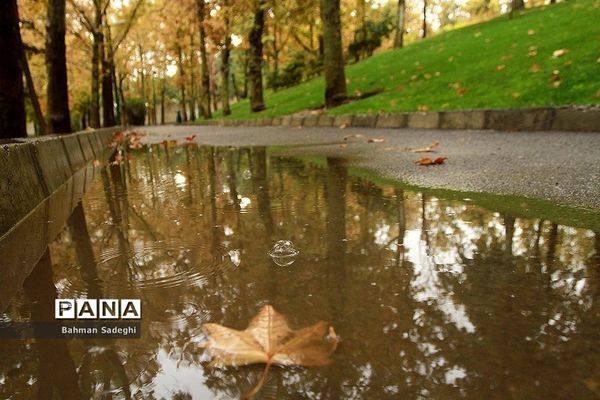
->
[[139, 124, 600, 210]]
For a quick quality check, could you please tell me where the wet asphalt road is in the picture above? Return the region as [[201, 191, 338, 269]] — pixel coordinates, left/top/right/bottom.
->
[[139, 124, 600, 210]]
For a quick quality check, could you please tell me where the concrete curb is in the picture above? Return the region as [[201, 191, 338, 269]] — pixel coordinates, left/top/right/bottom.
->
[[0, 126, 122, 312], [196, 106, 600, 132]]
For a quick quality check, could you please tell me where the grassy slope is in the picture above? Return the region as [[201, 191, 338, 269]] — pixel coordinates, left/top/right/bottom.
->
[[212, 0, 600, 120]]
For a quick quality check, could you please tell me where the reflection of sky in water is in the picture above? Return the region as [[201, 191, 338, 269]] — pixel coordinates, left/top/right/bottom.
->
[[150, 349, 213, 399]]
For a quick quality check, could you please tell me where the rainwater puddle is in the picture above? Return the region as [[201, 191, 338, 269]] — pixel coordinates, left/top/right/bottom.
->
[[1, 144, 599, 399]]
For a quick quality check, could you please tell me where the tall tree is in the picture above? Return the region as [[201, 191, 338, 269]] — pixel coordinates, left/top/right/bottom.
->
[[101, 20, 116, 127], [393, 0, 406, 48], [320, 0, 347, 107], [196, 0, 212, 118], [220, 0, 232, 116], [422, 0, 427, 38], [512, 0, 525, 12], [46, 0, 72, 133], [0, 0, 26, 138], [248, 0, 266, 112]]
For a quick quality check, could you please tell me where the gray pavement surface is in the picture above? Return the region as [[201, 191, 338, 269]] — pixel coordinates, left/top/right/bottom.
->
[[139, 125, 600, 210]]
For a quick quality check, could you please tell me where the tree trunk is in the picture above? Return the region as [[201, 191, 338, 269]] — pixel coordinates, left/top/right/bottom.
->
[[90, 2, 102, 128], [221, 0, 232, 116], [101, 22, 115, 127], [46, 0, 71, 133], [248, 0, 266, 112], [22, 46, 47, 135], [512, 0, 525, 11], [160, 77, 165, 124], [112, 64, 121, 124], [393, 0, 406, 48], [320, 0, 347, 107], [189, 33, 197, 121], [422, 0, 427, 39], [197, 0, 212, 118], [177, 42, 188, 121], [0, 0, 26, 138]]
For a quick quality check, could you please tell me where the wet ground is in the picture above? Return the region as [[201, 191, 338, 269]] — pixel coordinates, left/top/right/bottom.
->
[[1, 144, 599, 399], [139, 125, 600, 210]]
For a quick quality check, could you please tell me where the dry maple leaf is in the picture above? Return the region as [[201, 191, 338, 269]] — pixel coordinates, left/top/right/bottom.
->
[[412, 141, 439, 153], [201, 305, 338, 399]]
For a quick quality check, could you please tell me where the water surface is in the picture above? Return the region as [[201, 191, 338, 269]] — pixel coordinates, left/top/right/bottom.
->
[[1, 144, 599, 399]]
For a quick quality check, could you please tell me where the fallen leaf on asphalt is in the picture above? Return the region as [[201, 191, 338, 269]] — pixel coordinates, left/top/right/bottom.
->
[[552, 48, 568, 58], [415, 157, 434, 166], [412, 141, 440, 153], [343, 134, 364, 141], [368, 137, 385, 143], [186, 134, 197, 142], [339, 123, 349, 129], [339, 144, 347, 148], [415, 156, 447, 166], [201, 305, 338, 399]]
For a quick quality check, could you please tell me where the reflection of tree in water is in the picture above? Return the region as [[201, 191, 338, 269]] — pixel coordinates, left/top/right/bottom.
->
[[4, 146, 600, 399]]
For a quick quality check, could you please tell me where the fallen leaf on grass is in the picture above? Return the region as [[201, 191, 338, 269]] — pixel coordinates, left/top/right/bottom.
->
[[417, 104, 429, 112], [527, 29, 536, 35], [412, 141, 440, 153], [368, 137, 385, 143], [201, 305, 338, 399], [529, 63, 541, 73], [550, 70, 561, 88], [496, 64, 506, 71], [528, 46, 538, 57], [415, 156, 447, 166], [552, 48, 568, 58]]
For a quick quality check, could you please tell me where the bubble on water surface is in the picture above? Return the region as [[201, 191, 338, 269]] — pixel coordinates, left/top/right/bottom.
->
[[268, 240, 299, 266]]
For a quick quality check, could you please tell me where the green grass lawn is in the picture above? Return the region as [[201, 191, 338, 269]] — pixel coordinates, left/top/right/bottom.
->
[[210, 0, 600, 121]]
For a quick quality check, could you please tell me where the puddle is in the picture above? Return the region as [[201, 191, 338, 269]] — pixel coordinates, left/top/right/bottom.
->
[[1, 145, 599, 399]]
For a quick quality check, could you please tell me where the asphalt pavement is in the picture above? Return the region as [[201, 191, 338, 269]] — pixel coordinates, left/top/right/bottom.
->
[[139, 124, 600, 210]]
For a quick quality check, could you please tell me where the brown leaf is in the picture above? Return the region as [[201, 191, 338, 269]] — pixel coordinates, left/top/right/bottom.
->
[[339, 123, 349, 129], [415, 157, 434, 166], [529, 63, 541, 73], [412, 141, 439, 153], [368, 137, 385, 143], [528, 46, 538, 57], [201, 305, 338, 367], [201, 305, 338, 398], [433, 156, 448, 165]]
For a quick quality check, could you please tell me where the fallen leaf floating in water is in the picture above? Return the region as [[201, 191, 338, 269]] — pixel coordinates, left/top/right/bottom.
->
[[201, 305, 339, 399], [415, 156, 447, 166], [412, 141, 440, 153]]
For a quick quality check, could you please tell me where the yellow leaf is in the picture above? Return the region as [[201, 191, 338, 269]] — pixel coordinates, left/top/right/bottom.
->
[[530, 63, 541, 73], [552, 48, 568, 58]]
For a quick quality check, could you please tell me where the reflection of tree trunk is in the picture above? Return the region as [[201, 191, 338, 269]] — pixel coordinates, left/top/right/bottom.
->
[[395, 188, 406, 266], [420, 194, 430, 249], [326, 158, 347, 272], [68, 202, 103, 298], [546, 223, 559, 270], [207, 147, 219, 253], [504, 215, 515, 258], [253, 147, 273, 237], [23, 249, 81, 400]]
